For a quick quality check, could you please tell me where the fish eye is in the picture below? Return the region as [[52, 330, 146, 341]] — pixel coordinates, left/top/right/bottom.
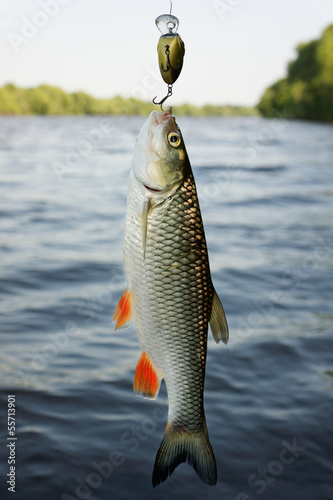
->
[[168, 132, 181, 148]]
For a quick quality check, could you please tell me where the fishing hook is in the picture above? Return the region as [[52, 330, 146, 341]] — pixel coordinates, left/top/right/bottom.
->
[[160, 44, 181, 72], [152, 84, 173, 111]]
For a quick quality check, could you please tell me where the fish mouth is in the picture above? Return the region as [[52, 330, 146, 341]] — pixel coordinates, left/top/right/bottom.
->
[[151, 107, 173, 127]]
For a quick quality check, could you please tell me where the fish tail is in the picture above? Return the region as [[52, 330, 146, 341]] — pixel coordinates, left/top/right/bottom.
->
[[152, 421, 217, 487]]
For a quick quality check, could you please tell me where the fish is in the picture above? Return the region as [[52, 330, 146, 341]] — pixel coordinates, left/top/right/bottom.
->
[[113, 106, 229, 486]]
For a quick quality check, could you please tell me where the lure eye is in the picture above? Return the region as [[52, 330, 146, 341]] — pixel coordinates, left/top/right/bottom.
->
[[168, 132, 181, 148]]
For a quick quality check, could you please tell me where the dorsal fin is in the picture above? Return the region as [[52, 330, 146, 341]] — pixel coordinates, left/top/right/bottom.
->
[[209, 288, 229, 344]]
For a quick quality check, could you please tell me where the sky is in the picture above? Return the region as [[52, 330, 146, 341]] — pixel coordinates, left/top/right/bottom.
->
[[0, 0, 332, 106]]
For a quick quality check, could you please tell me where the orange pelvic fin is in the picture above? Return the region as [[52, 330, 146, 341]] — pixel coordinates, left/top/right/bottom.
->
[[113, 288, 133, 330], [133, 351, 161, 399]]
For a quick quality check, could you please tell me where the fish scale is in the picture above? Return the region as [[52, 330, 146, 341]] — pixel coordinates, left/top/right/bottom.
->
[[125, 172, 212, 428], [114, 107, 228, 486]]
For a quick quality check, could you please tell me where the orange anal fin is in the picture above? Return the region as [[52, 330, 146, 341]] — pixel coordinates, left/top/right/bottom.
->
[[133, 352, 161, 400], [113, 289, 132, 330]]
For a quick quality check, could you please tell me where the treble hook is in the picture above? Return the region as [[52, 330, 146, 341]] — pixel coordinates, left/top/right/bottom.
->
[[160, 44, 181, 73], [152, 84, 173, 111]]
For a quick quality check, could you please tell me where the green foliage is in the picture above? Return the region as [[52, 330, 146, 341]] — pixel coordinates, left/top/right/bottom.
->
[[0, 83, 256, 117], [316, 24, 333, 85], [287, 40, 319, 82], [0, 85, 21, 114], [258, 24, 333, 122], [175, 103, 258, 117]]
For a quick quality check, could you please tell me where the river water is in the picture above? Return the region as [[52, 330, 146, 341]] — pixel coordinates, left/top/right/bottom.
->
[[0, 114, 332, 499]]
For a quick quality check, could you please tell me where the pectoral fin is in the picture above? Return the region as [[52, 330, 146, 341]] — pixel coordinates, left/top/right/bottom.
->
[[113, 288, 133, 330], [209, 288, 229, 344], [141, 199, 152, 259], [133, 351, 161, 399]]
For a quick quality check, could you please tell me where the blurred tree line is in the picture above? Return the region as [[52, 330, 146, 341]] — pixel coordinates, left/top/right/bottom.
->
[[0, 83, 257, 117], [258, 24, 333, 122]]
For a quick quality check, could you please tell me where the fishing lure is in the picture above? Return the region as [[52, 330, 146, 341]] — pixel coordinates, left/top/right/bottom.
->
[[153, 13, 185, 109]]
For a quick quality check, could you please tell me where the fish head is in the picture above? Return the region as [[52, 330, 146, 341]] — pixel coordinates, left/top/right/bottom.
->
[[132, 107, 189, 196]]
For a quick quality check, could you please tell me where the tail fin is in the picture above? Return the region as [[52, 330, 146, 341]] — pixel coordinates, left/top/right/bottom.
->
[[152, 422, 217, 487]]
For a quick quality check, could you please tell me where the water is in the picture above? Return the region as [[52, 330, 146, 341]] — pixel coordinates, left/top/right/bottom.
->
[[0, 115, 332, 500]]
